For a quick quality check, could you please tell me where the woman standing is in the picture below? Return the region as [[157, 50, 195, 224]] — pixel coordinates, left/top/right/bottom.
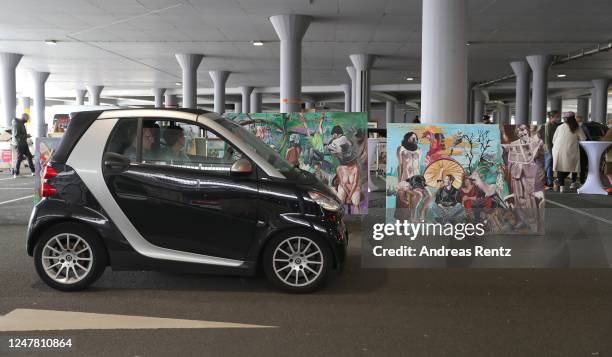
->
[[552, 112, 586, 192]]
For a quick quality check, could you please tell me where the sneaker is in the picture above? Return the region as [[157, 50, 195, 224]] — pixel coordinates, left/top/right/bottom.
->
[[30, 173, 35, 177], [560, 186, 566, 193], [570, 182, 580, 190], [12, 174, 17, 179]]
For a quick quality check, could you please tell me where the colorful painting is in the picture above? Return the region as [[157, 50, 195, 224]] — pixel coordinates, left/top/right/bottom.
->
[[500, 124, 546, 234], [225, 112, 368, 214], [386, 123, 545, 235]]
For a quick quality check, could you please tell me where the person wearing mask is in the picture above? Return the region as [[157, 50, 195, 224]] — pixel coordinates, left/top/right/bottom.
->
[[544, 110, 561, 188], [552, 112, 586, 192], [11, 113, 35, 178]]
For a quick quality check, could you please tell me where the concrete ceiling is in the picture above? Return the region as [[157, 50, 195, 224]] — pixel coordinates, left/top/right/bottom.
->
[[1, 0, 611, 102]]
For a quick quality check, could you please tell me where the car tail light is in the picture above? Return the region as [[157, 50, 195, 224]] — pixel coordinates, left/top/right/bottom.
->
[[41, 164, 58, 198], [43, 165, 57, 179], [42, 182, 57, 197]]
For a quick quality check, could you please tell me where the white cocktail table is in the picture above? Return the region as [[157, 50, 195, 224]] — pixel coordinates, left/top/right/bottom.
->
[[577, 141, 612, 195]]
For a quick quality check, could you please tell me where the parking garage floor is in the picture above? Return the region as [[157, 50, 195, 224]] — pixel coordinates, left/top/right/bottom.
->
[[1, 172, 612, 356]]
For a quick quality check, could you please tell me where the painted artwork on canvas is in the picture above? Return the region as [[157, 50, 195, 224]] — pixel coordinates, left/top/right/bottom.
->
[[225, 112, 368, 214], [386, 123, 545, 235]]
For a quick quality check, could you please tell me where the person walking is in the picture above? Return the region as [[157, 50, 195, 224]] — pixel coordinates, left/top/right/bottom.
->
[[544, 110, 560, 188], [552, 112, 585, 192], [11, 113, 35, 178]]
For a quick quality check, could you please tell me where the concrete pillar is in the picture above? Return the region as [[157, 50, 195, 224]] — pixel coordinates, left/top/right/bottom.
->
[[350, 54, 375, 114], [549, 97, 562, 113], [209, 70, 229, 114], [0, 52, 22, 128], [75, 89, 86, 106], [29, 71, 50, 138], [576, 97, 589, 121], [342, 83, 351, 112], [175, 54, 204, 109], [385, 101, 395, 123], [240, 86, 253, 113], [270, 14, 312, 113], [87, 85, 103, 106], [19, 96, 31, 115], [510, 61, 530, 125], [165, 93, 178, 108], [250, 92, 262, 113], [499, 104, 510, 125], [591, 78, 610, 123], [526, 54, 553, 125], [420, 0, 467, 123], [473, 90, 485, 123], [346, 66, 356, 112], [234, 102, 242, 113], [250, 91, 262, 113], [153, 88, 166, 108]]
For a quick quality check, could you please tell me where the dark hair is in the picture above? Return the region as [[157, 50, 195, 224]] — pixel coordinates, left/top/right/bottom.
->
[[331, 125, 343, 136], [446, 174, 455, 183], [564, 114, 579, 133], [547, 110, 560, 118], [401, 132, 418, 150], [163, 125, 184, 146]]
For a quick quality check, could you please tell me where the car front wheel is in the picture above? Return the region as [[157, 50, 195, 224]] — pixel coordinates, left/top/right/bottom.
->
[[34, 223, 107, 291], [263, 231, 332, 293]]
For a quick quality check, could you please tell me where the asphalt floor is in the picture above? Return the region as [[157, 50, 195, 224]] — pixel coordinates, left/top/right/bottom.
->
[[0, 171, 611, 356]]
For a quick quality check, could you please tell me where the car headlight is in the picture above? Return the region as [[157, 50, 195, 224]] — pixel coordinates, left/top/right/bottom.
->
[[308, 191, 341, 212]]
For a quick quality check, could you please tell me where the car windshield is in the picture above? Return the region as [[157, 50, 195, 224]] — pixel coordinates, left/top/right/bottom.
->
[[213, 117, 298, 175]]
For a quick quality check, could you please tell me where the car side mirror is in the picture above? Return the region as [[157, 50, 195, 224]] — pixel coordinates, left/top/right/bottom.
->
[[230, 158, 253, 175]]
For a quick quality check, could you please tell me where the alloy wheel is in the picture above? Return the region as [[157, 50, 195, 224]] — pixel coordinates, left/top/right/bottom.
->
[[272, 236, 324, 287], [41, 233, 93, 284]]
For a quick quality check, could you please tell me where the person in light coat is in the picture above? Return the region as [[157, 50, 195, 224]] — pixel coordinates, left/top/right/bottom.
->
[[552, 112, 586, 191]]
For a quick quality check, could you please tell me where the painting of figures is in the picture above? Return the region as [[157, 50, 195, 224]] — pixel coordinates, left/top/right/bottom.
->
[[225, 112, 368, 214], [386, 123, 545, 235]]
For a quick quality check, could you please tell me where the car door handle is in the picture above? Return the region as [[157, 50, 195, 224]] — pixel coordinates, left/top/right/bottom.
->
[[117, 192, 148, 201], [103, 152, 131, 171]]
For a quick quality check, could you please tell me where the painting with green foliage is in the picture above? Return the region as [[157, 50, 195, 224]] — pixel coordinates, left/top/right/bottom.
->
[[225, 112, 368, 214]]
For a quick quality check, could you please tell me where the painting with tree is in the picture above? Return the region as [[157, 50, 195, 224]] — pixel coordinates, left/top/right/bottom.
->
[[225, 112, 368, 214], [386, 123, 544, 235]]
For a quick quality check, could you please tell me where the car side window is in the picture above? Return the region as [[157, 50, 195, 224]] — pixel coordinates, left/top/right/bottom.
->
[[105, 119, 139, 160], [142, 120, 244, 173]]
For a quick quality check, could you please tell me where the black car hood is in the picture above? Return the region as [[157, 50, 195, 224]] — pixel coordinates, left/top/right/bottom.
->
[[283, 169, 337, 198]]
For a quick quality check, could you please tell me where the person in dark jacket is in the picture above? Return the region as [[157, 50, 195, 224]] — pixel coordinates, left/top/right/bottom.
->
[[11, 113, 35, 178]]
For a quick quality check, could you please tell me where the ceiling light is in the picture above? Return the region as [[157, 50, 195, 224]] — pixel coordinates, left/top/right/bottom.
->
[[175, 82, 181, 86], [44, 40, 57, 45], [557, 74, 567, 78], [466, 42, 471, 46], [406, 77, 414, 81], [252, 41, 264, 46]]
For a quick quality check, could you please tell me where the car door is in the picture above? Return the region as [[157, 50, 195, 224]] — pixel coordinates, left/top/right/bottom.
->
[[102, 117, 259, 261]]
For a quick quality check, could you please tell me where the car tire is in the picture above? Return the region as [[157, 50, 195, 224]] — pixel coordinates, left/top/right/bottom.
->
[[34, 223, 107, 291], [263, 230, 332, 293]]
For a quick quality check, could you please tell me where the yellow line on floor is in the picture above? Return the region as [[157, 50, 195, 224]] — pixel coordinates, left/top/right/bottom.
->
[[0, 195, 34, 206], [0, 309, 276, 331], [547, 198, 612, 225]]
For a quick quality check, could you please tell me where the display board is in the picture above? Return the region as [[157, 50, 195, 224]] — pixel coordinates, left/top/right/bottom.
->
[[225, 112, 368, 214], [386, 123, 545, 235]]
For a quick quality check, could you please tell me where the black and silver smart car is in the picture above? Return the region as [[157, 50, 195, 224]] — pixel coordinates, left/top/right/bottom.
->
[[27, 109, 348, 293]]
